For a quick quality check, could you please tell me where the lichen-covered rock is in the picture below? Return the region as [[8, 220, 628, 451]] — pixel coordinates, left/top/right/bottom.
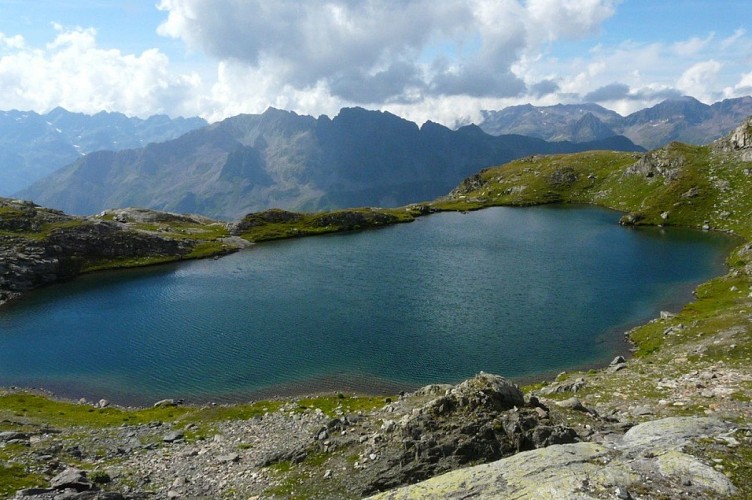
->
[[624, 145, 684, 182], [359, 373, 575, 495], [619, 416, 729, 451], [713, 115, 752, 159], [369, 417, 736, 500], [49, 468, 95, 492]]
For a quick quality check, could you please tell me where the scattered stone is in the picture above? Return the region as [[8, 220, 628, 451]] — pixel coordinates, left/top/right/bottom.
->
[[380, 420, 396, 433], [610, 355, 626, 366], [217, 453, 240, 463], [98, 399, 110, 408], [615, 485, 632, 499], [631, 405, 654, 416], [539, 377, 586, 395], [163, 431, 185, 443], [154, 399, 177, 408], [555, 397, 595, 415], [0, 431, 30, 442], [50, 468, 95, 492]]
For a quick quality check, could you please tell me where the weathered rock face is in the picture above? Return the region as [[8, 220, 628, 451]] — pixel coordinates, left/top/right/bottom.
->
[[230, 207, 405, 237], [354, 373, 577, 495], [46, 221, 190, 274], [713, 116, 752, 160], [370, 417, 736, 500], [624, 144, 684, 182], [0, 198, 196, 305], [311, 209, 400, 230], [447, 171, 488, 197]]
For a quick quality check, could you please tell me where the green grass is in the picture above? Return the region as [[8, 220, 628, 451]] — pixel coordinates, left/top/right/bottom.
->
[[0, 464, 46, 498], [238, 207, 415, 243], [294, 394, 392, 417], [80, 254, 182, 273], [0, 393, 191, 428], [0, 393, 284, 429]]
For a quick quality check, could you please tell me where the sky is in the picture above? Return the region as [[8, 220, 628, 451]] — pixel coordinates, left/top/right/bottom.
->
[[0, 0, 750, 126]]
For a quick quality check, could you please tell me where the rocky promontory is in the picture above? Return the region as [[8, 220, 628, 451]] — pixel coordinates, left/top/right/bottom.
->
[[0, 200, 221, 305]]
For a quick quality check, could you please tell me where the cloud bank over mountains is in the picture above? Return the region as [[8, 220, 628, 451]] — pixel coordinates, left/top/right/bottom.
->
[[0, 0, 750, 126]]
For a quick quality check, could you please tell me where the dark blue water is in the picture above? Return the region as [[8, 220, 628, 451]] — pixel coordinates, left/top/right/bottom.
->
[[0, 206, 736, 404]]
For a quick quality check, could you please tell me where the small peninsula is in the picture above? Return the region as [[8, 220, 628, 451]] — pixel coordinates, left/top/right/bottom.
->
[[1, 118, 752, 498]]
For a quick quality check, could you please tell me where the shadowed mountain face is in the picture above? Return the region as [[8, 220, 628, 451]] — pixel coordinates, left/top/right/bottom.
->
[[0, 108, 207, 195], [18, 107, 643, 220], [479, 96, 752, 149]]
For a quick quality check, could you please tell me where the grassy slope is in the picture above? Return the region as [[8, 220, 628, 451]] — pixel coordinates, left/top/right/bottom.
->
[[432, 143, 752, 237]]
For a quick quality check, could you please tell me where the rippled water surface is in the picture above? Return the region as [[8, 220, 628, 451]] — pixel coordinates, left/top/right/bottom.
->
[[0, 206, 736, 404]]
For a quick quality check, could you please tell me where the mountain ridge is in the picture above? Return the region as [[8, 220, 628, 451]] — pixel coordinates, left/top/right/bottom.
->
[[479, 95, 752, 149], [0, 108, 207, 195], [18, 106, 643, 220]]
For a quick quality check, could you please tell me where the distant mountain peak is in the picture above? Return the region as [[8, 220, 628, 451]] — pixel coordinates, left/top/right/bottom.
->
[[0, 109, 207, 196], [479, 96, 752, 149]]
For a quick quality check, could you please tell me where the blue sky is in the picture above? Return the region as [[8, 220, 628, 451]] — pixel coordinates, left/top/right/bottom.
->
[[0, 1, 750, 125]]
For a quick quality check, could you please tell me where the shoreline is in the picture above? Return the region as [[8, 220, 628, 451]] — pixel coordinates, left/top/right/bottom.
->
[[0, 205, 736, 409]]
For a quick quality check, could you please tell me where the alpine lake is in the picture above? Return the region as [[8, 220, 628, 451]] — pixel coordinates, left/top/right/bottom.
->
[[0, 206, 739, 405]]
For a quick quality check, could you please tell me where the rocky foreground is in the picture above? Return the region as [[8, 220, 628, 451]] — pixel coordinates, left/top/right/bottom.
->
[[2, 366, 748, 499]]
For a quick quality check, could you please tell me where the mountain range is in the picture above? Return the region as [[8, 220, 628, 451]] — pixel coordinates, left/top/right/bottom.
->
[[0, 108, 207, 195], [8, 96, 752, 220], [18, 107, 642, 220], [478, 96, 752, 149]]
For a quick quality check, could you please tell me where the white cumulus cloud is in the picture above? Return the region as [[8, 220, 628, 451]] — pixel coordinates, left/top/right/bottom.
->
[[677, 60, 722, 101], [0, 25, 201, 117], [155, 0, 618, 111]]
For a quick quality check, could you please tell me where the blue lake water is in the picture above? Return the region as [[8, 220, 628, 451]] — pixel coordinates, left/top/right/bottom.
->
[[0, 206, 737, 405]]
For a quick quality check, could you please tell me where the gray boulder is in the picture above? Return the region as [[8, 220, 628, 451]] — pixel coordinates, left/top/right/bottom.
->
[[50, 468, 95, 492]]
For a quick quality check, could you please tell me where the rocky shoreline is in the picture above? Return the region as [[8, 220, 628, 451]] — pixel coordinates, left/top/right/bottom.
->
[[3, 362, 748, 499]]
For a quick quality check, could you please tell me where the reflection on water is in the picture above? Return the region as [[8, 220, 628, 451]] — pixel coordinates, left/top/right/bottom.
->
[[0, 206, 737, 405]]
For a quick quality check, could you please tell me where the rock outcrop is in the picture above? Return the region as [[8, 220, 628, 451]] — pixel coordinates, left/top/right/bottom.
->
[[0, 198, 202, 305], [624, 142, 685, 182], [310, 373, 580, 496], [370, 417, 736, 499], [713, 115, 752, 160]]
